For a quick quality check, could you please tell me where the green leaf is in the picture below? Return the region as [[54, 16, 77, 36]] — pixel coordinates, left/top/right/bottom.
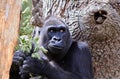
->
[[31, 53, 40, 59]]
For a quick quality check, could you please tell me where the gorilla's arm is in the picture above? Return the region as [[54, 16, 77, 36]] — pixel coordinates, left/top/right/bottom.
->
[[10, 50, 30, 79], [43, 62, 78, 79], [46, 42, 93, 79], [21, 42, 93, 79], [21, 57, 77, 79], [75, 42, 93, 79]]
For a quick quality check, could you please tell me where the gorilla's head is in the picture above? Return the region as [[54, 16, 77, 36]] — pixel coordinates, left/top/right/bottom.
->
[[39, 15, 72, 60]]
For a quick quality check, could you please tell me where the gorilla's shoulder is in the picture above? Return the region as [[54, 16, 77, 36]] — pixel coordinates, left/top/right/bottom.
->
[[76, 41, 91, 55], [77, 41, 89, 49], [71, 41, 89, 51], [72, 41, 89, 49]]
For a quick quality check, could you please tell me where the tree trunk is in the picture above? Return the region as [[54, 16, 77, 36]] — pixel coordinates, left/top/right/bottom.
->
[[31, 0, 120, 79], [0, 0, 21, 79]]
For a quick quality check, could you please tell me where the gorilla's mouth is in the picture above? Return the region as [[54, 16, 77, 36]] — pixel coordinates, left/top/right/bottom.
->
[[48, 44, 64, 52], [50, 45, 63, 50]]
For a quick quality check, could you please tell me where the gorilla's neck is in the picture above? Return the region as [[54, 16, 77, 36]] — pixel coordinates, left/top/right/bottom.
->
[[45, 51, 66, 62]]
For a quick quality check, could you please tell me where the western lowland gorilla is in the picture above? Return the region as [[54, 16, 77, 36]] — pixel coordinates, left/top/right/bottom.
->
[[10, 15, 93, 79]]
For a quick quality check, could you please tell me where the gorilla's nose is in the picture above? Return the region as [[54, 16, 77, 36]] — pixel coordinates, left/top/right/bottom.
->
[[53, 36, 61, 42]]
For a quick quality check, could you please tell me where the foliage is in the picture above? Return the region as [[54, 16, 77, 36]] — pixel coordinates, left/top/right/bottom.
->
[[15, 0, 33, 50], [19, 36, 48, 58], [18, 36, 40, 53], [16, 0, 48, 59], [20, 0, 33, 36]]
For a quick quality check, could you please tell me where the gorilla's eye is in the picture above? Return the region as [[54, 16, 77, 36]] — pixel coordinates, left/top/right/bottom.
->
[[60, 29, 64, 33], [49, 28, 56, 33], [50, 29, 54, 32], [59, 28, 65, 33]]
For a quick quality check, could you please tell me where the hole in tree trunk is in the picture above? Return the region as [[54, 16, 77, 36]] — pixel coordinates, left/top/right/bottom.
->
[[94, 10, 107, 24]]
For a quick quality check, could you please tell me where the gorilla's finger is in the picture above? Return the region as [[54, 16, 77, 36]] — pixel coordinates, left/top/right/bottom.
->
[[23, 60, 28, 64], [20, 74, 29, 79], [19, 66, 29, 75], [13, 56, 24, 61], [18, 53, 25, 58], [19, 70, 29, 75], [13, 59, 20, 64], [23, 64, 30, 70], [14, 50, 26, 58]]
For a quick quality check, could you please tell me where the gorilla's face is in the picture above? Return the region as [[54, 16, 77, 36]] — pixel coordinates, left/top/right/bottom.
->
[[40, 16, 72, 60], [47, 25, 67, 53]]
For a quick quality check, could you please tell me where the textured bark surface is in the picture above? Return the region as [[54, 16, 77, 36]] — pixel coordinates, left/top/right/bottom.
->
[[0, 0, 21, 79], [31, 0, 120, 79]]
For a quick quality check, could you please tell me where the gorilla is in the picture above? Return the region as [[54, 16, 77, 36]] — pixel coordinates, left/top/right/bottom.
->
[[32, 26, 42, 38], [10, 15, 93, 79]]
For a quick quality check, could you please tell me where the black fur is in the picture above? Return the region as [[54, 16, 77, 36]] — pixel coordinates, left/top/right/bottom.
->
[[10, 15, 93, 79]]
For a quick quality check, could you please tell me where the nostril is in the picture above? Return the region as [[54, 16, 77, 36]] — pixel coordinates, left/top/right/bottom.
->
[[53, 38, 57, 40], [58, 38, 61, 41], [53, 37, 61, 41], [94, 10, 107, 24]]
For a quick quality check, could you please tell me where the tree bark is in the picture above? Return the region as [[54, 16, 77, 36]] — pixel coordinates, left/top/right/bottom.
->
[[31, 0, 120, 79], [0, 0, 21, 79]]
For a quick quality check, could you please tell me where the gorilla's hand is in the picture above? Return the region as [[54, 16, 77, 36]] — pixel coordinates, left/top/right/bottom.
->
[[19, 66, 30, 79], [13, 50, 25, 66], [20, 57, 49, 76]]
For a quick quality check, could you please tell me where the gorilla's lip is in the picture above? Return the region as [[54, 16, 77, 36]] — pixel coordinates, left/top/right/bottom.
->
[[49, 45, 63, 50]]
